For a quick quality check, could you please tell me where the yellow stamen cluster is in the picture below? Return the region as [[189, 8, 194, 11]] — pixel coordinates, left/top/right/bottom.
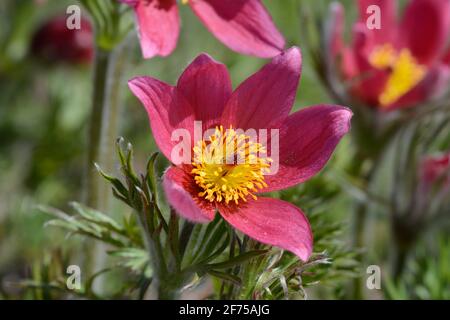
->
[[369, 43, 397, 69], [191, 126, 271, 204], [369, 44, 426, 107]]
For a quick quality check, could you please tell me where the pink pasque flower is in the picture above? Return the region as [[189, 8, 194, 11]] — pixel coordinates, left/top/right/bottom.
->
[[328, 0, 450, 110], [127, 47, 352, 261], [120, 0, 285, 59], [31, 15, 93, 64]]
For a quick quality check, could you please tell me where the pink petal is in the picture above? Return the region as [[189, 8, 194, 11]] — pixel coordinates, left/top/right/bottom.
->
[[350, 24, 389, 106], [189, 0, 285, 58], [219, 197, 313, 261], [176, 53, 232, 130], [443, 47, 450, 65], [262, 105, 352, 192], [399, 0, 450, 65], [130, 0, 180, 59], [221, 47, 301, 130], [163, 166, 216, 223], [388, 65, 450, 110], [128, 76, 195, 161], [351, 23, 374, 69], [421, 152, 450, 188], [357, 0, 398, 45], [327, 2, 345, 57], [325, 3, 359, 79]]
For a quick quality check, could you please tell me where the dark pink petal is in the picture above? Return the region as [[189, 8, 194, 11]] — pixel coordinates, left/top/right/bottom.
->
[[351, 68, 389, 107], [341, 47, 359, 79], [357, 0, 398, 45], [128, 76, 195, 161], [350, 24, 389, 106], [163, 166, 216, 223], [219, 197, 312, 261], [421, 152, 450, 189], [400, 0, 450, 65], [189, 0, 285, 58], [388, 65, 450, 110], [443, 47, 450, 65], [130, 0, 180, 59], [351, 23, 374, 69], [262, 105, 352, 192], [177, 53, 232, 130], [221, 47, 301, 130]]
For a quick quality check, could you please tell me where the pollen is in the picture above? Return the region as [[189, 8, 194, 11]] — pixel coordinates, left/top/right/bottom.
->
[[191, 126, 271, 205], [369, 43, 397, 69], [369, 44, 426, 107]]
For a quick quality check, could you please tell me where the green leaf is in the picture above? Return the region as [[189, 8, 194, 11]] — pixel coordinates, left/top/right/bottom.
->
[[145, 152, 159, 200], [202, 250, 268, 271], [207, 270, 242, 286], [85, 268, 112, 298], [168, 209, 180, 267], [70, 202, 124, 233], [95, 163, 128, 198], [189, 215, 227, 264], [109, 248, 152, 278]]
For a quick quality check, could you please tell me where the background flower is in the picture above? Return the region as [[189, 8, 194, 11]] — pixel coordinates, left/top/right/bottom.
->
[[120, 0, 285, 58], [421, 152, 450, 189], [327, 0, 450, 110], [30, 15, 93, 64]]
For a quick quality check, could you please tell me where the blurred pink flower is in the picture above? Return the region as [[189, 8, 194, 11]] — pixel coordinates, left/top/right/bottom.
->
[[127, 47, 352, 261], [328, 0, 450, 110], [421, 152, 450, 191], [31, 15, 93, 64], [120, 0, 285, 59]]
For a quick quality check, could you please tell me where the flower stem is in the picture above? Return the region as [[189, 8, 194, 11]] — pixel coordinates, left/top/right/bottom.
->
[[136, 199, 175, 299], [349, 153, 378, 299], [86, 48, 111, 210], [84, 41, 129, 285], [82, 48, 112, 281], [350, 200, 369, 299], [99, 38, 130, 207]]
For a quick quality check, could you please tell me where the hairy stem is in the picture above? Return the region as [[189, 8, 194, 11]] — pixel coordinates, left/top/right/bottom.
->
[[100, 38, 130, 207], [349, 153, 378, 300], [84, 42, 128, 287], [82, 48, 112, 282], [85, 48, 111, 210]]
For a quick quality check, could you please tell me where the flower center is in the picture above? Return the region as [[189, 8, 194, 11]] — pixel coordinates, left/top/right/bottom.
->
[[369, 44, 426, 107], [191, 126, 271, 204]]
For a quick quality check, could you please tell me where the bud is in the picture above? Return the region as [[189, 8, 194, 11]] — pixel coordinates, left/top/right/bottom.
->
[[31, 15, 93, 65]]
